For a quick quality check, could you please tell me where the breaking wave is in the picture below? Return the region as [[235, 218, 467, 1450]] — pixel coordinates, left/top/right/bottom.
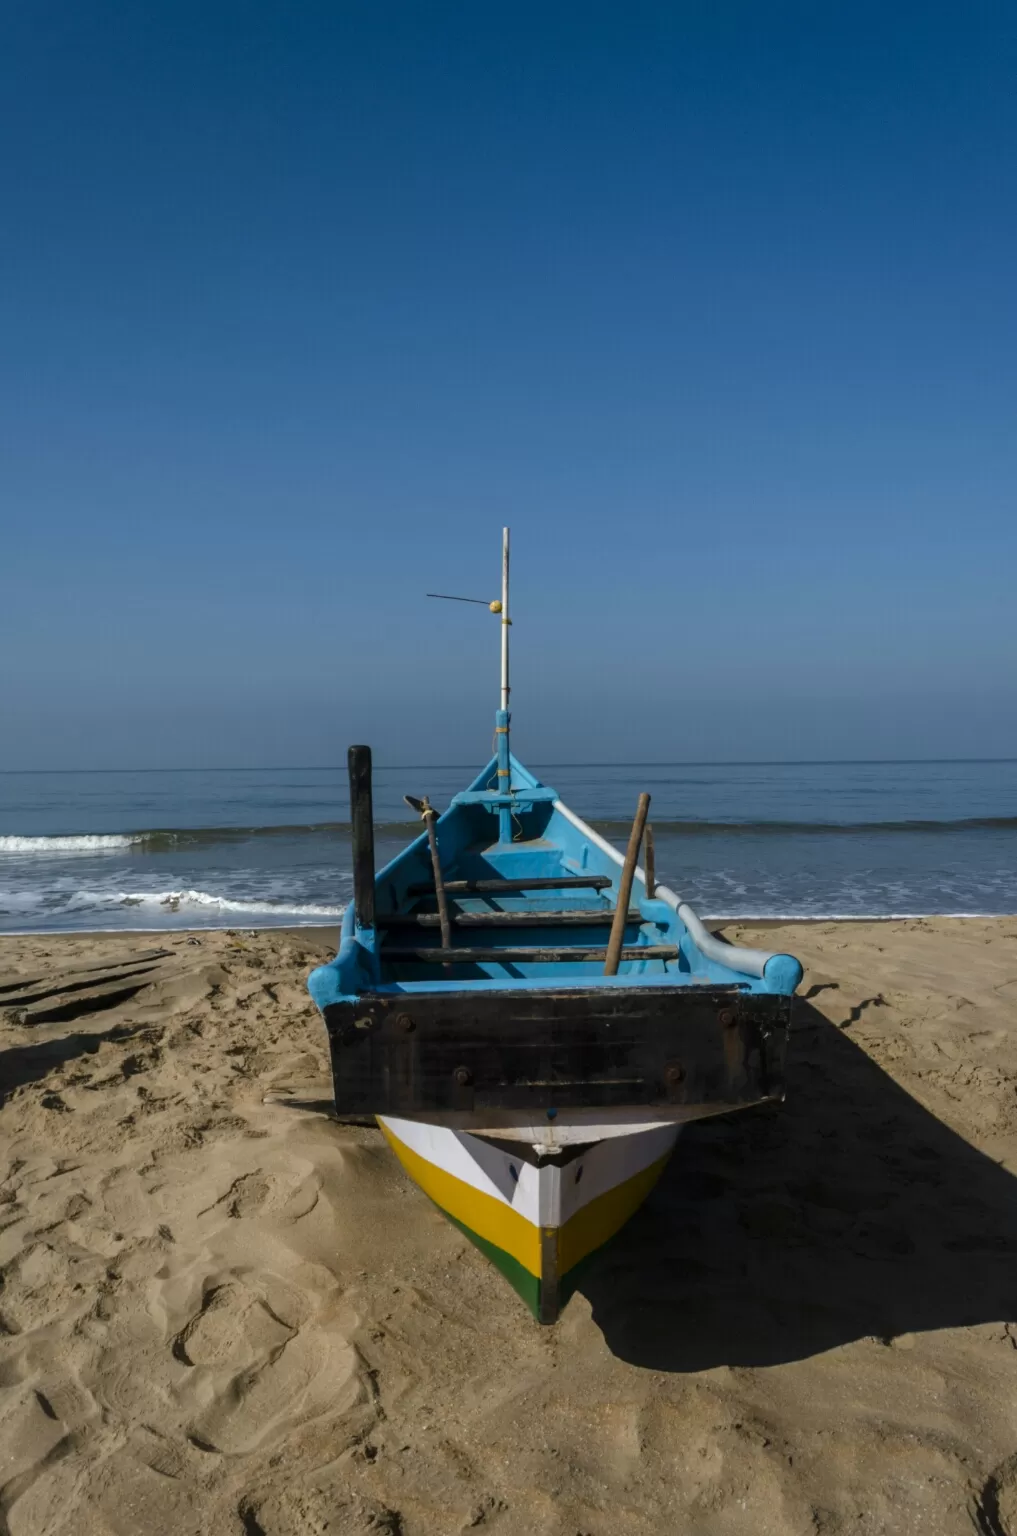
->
[[0, 834, 144, 853], [0, 883, 346, 929], [112, 889, 345, 918], [0, 823, 415, 854], [4, 814, 1017, 857]]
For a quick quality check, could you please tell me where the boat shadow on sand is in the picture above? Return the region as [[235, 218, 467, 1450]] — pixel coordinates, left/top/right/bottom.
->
[[579, 999, 1017, 1371]]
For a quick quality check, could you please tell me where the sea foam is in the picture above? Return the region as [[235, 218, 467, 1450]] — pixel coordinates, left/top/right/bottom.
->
[[0, 834, 143, 854], [114, 889, 345, 918]]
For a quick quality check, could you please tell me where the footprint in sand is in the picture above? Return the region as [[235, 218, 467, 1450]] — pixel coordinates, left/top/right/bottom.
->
[[201, 1168, 320, 1221], [238, 1486, 403, 1535], [977, 1453, 1017, 1536], [172, 1278, 295, 1368], [172, 1276, 360, 1454], [0, 1242, 73, 1330]]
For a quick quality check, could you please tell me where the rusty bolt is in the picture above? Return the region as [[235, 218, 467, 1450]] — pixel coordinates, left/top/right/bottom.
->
[[453, 1065, 473, 1087], [394, 1013, 415, 1033], [664, 1062, 685, 1085], [718, 1009, 737, 1029]]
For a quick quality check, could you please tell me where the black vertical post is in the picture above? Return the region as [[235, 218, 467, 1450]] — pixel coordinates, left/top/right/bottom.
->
[[348, 744, 376, 930], [644, 822, 656, 900]]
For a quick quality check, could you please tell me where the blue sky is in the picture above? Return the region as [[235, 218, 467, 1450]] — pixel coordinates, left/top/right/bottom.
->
[[2, 2, 1015, 768]]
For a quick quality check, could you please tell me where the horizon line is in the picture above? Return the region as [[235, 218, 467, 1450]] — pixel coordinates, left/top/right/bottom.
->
[[1, 757, 1016, 775]]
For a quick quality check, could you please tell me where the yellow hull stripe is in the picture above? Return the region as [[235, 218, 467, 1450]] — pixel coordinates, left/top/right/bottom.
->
[[380, 1122, 673, 1285], [379, 1120, 543, 1277], [558, 1153, 670, 1273]]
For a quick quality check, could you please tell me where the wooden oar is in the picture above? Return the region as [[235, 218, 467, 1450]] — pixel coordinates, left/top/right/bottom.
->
[[404, 795, 451, 954], [604, 792, 651, 976]]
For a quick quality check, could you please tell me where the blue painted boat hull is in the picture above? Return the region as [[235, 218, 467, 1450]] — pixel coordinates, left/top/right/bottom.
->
[[307, 750, 803, 1321]]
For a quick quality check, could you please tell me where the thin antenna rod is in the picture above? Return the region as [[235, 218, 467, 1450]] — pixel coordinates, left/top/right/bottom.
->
[[500, 527, 510, 712], [426, 592, 491, 605]]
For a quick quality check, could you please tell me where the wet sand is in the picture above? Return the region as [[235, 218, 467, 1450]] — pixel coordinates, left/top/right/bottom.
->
[[2, 917, 1017, 1535]]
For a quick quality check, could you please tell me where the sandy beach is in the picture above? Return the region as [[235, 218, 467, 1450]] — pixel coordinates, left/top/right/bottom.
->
[[1, 917, 1016, 1535]]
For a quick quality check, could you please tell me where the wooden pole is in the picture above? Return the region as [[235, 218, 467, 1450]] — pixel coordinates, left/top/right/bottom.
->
[[405, 794, 452, 956], [604, 792, 651, 976], [423, 804, 452, 953], [348, 745, 376, 931], [644, 822, 656, 899]]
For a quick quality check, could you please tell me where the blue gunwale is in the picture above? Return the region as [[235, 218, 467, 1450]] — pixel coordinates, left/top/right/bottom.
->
[[308, 751, 803, 1013]]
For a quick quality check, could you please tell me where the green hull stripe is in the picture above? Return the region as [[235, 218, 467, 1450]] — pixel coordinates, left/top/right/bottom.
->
[[443, 1208, 627, 1322], [445, 1210, 541, 1317]]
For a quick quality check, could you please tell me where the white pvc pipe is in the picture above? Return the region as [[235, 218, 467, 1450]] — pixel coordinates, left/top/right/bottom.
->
[[671, 895, 771, 978], [552, 797, 772, 979], [500, 526, 510, 711]]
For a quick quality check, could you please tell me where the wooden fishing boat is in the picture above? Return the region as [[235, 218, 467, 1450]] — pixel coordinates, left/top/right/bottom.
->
[[307, 531, 803, 1322]]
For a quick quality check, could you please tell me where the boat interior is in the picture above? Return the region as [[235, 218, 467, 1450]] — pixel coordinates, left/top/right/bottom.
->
[[370, 757, 697, 987], [308, 750, 803, 1015]]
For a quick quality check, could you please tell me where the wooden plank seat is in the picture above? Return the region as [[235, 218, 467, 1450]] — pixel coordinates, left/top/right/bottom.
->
[[377, 908, 642, 928], [381, 944, 679, 964], [406, 875, 612, 896]]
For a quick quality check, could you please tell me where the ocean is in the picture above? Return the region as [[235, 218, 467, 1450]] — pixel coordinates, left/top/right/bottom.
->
[[1, 759, 1015, 932]]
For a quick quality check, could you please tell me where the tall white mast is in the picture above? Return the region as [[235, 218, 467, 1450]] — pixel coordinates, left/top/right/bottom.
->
[[500, 526, 510, 712]]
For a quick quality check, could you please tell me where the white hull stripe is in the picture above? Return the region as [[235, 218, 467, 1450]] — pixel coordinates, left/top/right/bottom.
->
[[379, 1116, 679, 1228]]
